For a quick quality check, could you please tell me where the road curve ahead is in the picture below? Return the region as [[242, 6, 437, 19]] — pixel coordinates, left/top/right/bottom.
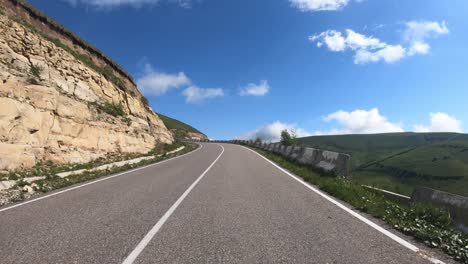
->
[[0, 143, 444, 264]]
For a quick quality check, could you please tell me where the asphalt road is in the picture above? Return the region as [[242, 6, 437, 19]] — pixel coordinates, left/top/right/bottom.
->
[[0, 143, 447, 264]]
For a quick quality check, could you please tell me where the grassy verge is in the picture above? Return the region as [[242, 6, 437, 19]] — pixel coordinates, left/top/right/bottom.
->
[[249, 146, 468, 263], [3, 142, 197, 195], [26, 142, 197, 193], [5, 142, 189, 182]]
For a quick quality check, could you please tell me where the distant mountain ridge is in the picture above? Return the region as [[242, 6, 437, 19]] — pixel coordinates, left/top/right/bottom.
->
[[297, 132, 468, 196]]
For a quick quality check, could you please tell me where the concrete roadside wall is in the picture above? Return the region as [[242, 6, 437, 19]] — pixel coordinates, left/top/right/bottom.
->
[[233, 140, 351, 177], [411, 187, 468, 233]]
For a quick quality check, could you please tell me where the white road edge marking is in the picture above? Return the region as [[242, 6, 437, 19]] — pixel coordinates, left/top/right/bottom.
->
[[121, 144, 225, 264], [0, 144, 204, 213], [241, 145, 446, 264]]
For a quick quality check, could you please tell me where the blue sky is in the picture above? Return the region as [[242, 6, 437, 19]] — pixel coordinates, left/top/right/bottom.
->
[[28, 0, 468, 140]]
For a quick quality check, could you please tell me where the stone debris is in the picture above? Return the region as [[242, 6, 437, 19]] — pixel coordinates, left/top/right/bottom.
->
[[22, 185, 33, 193]]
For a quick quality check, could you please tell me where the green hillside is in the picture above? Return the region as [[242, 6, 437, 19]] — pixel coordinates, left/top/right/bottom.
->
[[297, 133, 468, 196], [157, 113, 206, 139]]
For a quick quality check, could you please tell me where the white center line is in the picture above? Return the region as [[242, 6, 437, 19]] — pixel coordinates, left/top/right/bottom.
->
[[241, 145, 446, 264], [0, 144, 203, 213], [121, 144, 225, 264]]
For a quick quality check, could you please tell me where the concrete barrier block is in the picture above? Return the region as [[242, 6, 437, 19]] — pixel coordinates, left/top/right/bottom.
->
[[296, 147, 317, 165], [335, 153, 351, 176], [281, 146, 292, 157], [316, 160, 336, 172], [267, 143, 274, 151], [289, 146, 303, 161], [276, 145, 284, 154], [272, 144, 281, 154], [412, 187, 468, 233]]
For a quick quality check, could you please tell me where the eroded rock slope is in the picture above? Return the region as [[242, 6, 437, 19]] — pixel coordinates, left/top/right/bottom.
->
[[0, 14, 173, 170]]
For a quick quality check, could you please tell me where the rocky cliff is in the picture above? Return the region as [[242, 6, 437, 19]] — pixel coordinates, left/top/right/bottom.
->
[[0, 4, 173, 171]]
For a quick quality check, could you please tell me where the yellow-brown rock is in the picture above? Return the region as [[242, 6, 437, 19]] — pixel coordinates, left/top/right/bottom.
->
[[0, 15, 173, 170]]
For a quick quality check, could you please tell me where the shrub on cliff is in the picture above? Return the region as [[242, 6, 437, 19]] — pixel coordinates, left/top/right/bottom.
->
[[101, 102, 125, 117], [29, 63, 44, 79], [90, 102, 126, 117]]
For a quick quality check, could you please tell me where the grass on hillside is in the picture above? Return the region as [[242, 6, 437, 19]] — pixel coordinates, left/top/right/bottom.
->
[[297, 133, 468, 197], [249, 146, 468, 263], [157, 113, 206, 138]]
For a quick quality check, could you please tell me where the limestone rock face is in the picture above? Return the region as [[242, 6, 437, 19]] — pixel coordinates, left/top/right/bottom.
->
[[186, 132, 208, 140], [0, 15, 173, 170]]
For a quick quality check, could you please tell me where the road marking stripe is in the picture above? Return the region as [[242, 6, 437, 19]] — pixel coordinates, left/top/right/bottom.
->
[[0, 144, 203, 213], [241, 145, 446, 264], [121, 144, 225, 264]]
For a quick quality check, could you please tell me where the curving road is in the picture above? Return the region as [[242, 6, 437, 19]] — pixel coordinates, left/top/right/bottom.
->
[[0, 143, 448, 263]]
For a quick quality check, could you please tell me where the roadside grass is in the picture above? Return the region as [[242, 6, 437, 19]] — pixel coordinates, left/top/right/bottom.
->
[[5, 142, 195, 182], [30, 142, 197, 193], [249, 146, 468, 263], [0, 142, 198, 207]]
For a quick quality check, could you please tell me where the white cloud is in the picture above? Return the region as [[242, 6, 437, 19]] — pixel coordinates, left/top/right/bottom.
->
[[289, 0, 351, 12], [63, 0, 192, 8], [403, 21, 449, 43], [316, 108, 404, 135], [136, 64, 190, 96], [182, 86, 224, 103], [354, 45, 406, 64], [239, 80, 270, 96], [408, 41, 430, 55], [404, 21, 449, 56], [313, 30, 346, 51], [310, 21, 448, 64], [414, 112, 463, 133], [238, 121, 311, 142], [344, 29, 386, 50]]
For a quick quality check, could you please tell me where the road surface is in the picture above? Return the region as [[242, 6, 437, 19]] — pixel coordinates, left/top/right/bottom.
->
[[0, 143, 447, 263]]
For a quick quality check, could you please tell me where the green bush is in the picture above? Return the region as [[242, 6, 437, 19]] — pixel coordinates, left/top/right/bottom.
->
[[100, 102, 125, 117], [90, 102, 126, 117], [29, 63, 44, 78], [149, 142, 185, 156], [280, 129, 298, 146], [141, 96, 150, 107]]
